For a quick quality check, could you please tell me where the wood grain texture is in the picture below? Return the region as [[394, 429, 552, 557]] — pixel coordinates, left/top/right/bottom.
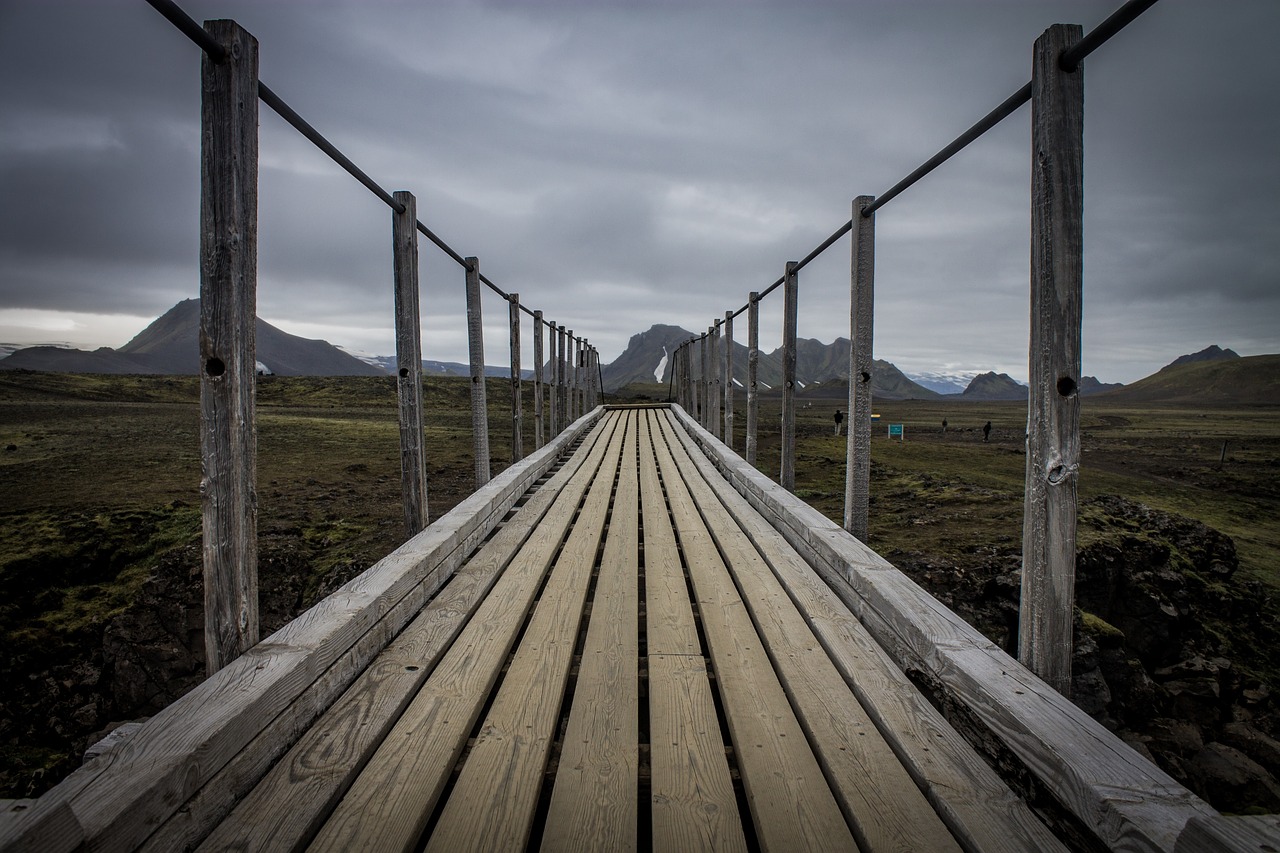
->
[[0, 414, 601, 853], [196, 427, 600, 853], [533, 310, 545, 449], [723, 311, 734, 451], [1173, 814, 1280, 853], [309, 414, 622, 853], [843, 195, 874, 541], [667, 403, 1219, 853], [664, 409, 1068, 853], [423, 413, 628, 853], [1020, 23, 1085, 696], [780, 262, 798, 492], [638, 411, 746, 850], [541, 411, 639, 853], [650, 414, 856, 852], [509, 293, 523, 464], [654, 411, 959, 853], [465, 257, 491, 487], [199, 19, 259, 677], [393, 189, 428, 536]]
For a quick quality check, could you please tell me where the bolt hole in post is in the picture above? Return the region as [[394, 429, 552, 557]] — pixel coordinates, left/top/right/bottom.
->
[[205, 357, 226, 377], [1056, 376, 1077, 397], [399, 367, 409, 378]]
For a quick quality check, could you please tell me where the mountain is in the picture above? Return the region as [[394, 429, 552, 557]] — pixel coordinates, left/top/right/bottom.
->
[[961, 372, 1027, 401], [601, 324, 938, 399], [1100, 353, 1278, 405], [1162, 345, 1240, 371], [1, 300, 387, 377], [1079, 375, 1123, 396], [349, 352, 532, 380], [601, 324, 699, 390]]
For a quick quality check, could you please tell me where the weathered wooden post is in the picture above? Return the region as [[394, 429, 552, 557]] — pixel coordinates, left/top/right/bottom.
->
[[724, 309, 735, 450], [200, 19, 259, 676], [1020, 23, 1085, 698], [567, 330, 577, 423], [711, 319, 722, 442], [701, 330, 712, 430], [392, 190, 428, 539], [533, 310, 545, 449], [844, 196, 875, 541], [746, 291, 760, 466], [508, 293, 523, 464], [780, 261, 799, 491], [547, 318, 559, 436], [557, 325, 568, 432], [465, 257, 490, 488]]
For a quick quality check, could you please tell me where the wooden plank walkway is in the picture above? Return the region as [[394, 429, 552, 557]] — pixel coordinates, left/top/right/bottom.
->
[[4, 405, 1252, 852]]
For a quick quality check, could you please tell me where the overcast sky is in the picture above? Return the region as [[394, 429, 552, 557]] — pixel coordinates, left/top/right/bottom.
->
[[1, 0, 1276, 384]]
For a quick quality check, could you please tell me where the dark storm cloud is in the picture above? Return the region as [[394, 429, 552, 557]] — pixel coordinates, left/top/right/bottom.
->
[[1, 0, 1276, 382]]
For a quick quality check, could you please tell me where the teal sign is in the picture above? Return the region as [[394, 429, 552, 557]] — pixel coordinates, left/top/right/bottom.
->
[[888, 423, 904, 439]]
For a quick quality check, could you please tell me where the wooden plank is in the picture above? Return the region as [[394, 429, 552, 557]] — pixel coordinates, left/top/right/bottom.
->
[[0, 413, 600, 853], [843, 195, 874, 541], [423, 413, 629, 853], [466, 257, 491, 487], [192, 424, 608, 852], [668, 403, 1219, 853], [393, 189, 429, 536], [1021, 23, 1085, 696], [638, 410, 747, 851], [541, 411, 639, 852], [662, 409, 1068, 853], [308, 413, 623, 853], [650, 415, 855, 852], [654, 411, 959, 853], [1174, 814, 1280, 853], [199, 18, 260, 678]]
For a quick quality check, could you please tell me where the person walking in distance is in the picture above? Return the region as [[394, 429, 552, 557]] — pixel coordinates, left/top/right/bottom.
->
[[834, 409, 844, 436], [982, 421, 992, 443]]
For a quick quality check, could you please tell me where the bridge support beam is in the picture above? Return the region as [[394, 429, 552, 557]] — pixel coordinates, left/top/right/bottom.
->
[[199, 19, 259, 676], [1020, 23, 1085, 697], [509, 294, 523, 464], [393, 190, 428, 538], [780, 261, 799, 492], [533, 310, 545, 449], [844, 196, 875, 541], [723, 309, 735, 450], [465, 257, 491, 487], [746, 292, 759, 466]]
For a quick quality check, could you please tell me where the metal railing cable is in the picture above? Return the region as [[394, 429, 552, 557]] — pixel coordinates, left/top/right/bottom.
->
[[143, 0, 573, 335], [717, 0, 1158, 324]]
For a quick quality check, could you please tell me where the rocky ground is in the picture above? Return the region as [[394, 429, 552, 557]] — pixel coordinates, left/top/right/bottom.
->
[[891, 495, 1280, 815]]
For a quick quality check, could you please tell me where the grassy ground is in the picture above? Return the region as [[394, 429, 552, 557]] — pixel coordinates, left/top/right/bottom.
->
[[0, 371, 1276, 799]]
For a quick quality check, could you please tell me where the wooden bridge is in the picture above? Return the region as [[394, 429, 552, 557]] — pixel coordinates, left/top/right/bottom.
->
[[3, 405, 1271, 853]]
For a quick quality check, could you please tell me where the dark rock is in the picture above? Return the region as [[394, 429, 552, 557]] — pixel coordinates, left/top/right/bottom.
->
[[1189, 742, 1280, 813], [1221, 722, 1280, 779]]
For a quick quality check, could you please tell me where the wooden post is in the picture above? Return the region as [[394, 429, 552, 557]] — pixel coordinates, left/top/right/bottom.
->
[[1020, 23, 1085, 698], [508, 293, 523, 464], [533, 310, 545, 449], [567, 330, 577, 423], [711, 320, 722, 442], [557, 325, 567, 432], [465, 257, 490, 488], [780, 261, 799, 491], [746, 291, 760, 466], [200, 19, 259, 677], [547, 319, 558, 437], [392, 190, 428, 539], [723, 309, 735, 450], [700, 331, 711, 429], [844, 196, 875, 540]]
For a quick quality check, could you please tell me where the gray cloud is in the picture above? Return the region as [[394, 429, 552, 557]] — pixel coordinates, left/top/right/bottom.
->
[[1, 0, 1276, 383]]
